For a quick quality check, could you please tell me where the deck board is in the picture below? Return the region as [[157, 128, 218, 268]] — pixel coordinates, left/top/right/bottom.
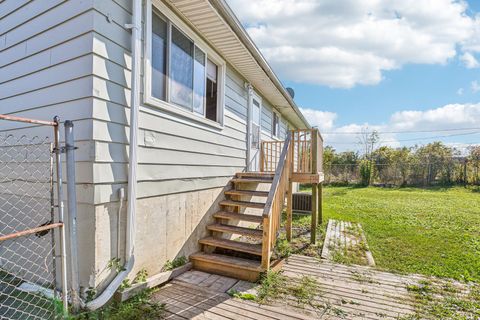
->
[[321, 219, 375, 266], [152, 255, 440, 319]]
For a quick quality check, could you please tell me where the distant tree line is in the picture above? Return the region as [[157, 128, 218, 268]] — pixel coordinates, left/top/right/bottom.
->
[[323, 142, 480, 187]]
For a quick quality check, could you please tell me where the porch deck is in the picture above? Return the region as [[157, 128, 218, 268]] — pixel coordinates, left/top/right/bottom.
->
[[153, 254, 421, 319]]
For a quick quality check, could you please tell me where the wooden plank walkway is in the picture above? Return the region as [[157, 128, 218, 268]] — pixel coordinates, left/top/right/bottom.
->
[[321, 219, 375, 266], [151, 255, 433, 319]]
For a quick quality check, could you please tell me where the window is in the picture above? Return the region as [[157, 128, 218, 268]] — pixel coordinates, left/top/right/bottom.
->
[[147, 5, 224, 126], [151, 14, 167, 100], [272, 112, 280, 137], [251, 98, 261, 149]]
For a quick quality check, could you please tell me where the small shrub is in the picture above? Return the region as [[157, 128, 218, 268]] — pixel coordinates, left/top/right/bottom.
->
[[359, 160, 372, 186]]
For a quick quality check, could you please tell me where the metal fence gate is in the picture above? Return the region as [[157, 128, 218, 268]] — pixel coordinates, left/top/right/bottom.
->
[[0, 115, 68, 319]]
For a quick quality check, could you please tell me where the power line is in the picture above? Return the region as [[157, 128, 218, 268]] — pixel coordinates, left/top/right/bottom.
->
[[328, 131, 480, 145], [322, 127, 480, 135]]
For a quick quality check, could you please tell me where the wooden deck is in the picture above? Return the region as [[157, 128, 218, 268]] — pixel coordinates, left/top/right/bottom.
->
[[321, 219, 375, 266], [152, 255, 428, 319]]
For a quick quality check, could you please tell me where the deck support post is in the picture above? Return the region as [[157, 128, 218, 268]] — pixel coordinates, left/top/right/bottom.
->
[[286, 180, 293, 241], [318, 183, 323, 225], [311, 183, 318, 244]]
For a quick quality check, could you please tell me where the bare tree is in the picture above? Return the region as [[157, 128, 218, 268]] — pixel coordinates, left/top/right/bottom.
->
[[358, 127, 380, 159]]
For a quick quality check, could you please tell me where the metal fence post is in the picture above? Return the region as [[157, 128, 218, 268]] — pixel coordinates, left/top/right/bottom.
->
[[65, 120, 80, 312], [53, 116, 69, 315]]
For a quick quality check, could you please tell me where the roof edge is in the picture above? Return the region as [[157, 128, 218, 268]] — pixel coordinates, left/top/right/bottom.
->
[[209, 0, 311, 129]]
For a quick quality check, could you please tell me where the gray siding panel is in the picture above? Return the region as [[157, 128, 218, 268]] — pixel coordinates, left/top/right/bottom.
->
[[0, 2, 96, 217], [261, 99, 273, 134], [90, 4, 249, 201]]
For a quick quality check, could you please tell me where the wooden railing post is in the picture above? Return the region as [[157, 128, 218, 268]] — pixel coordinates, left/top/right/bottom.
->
[[286, 141, 293, 242], [260, 142, 264, 172], [261, 217, 271, 270], [312, 128, 318, 175], [318, 183, 323, 225], [311, 183, 318, 244]]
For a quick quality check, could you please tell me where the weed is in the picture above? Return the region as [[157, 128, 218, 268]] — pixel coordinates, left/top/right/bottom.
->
[[107, 257, 125, 273], [73, 289, 165, 320], [406, 278, 480, 319], [133, 269, 148, 284], [227, 289, 257, 301], [256, 271, 287, 303], [162, 256, 187, 271], [119, 279, 131, 291], [85, 288, 96, 302], [289, 276, 318, 306], [274, 237, 292, 258]]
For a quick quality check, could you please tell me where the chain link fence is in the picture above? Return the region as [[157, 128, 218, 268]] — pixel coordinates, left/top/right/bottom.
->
[[0, 117, 68, 319], [325, 161, 479, 187]]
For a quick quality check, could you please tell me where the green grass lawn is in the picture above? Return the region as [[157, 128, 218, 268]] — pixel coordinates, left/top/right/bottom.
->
[[319, 186, 480, 282]]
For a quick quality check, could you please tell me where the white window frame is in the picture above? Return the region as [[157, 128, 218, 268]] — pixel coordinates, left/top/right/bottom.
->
[[145, 0, 226, 128]]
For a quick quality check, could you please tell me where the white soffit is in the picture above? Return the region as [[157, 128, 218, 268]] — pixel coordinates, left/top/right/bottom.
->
[[165, 0, 309, 129]]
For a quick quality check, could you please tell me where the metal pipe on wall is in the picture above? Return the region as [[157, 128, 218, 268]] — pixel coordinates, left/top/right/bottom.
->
[[53, 116, 69, 315], [85, 0, 141, 310], [65, 120, 80, 311]]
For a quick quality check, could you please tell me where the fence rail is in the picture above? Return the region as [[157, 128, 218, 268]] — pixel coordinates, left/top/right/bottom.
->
[[0, 115, 68, 319]]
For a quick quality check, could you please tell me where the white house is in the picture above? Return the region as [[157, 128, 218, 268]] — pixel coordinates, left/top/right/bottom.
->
[[0, 0, 322, 307]]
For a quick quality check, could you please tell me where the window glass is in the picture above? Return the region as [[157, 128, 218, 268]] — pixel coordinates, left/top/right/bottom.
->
[[170, 27, 194, 110], [273, 112, 279, 136], [206, 59, 218, 121], [152, 13, 167, 100], [252, 99, 260, 125], [150, 10, 222, 124], [193, 46, 206, 115]]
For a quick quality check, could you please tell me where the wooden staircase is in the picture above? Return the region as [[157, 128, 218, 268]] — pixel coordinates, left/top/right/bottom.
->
[[189, 129, 324, 282], [190, 172, 276, 281]]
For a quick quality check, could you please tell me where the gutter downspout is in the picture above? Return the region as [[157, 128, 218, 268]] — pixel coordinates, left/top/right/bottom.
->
[[85, 0, 141, 310], [245, 83, 253, 171]]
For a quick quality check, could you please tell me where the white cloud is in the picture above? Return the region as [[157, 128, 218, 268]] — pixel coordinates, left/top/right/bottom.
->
[[299, 108, 337, 131], [460, 52, 480, 68], [227, 0, 480, 88], [472, 80, 480, 93], [389, 103, 480, 130], [457, 88, 464, 95], [308, 102, 480, 152]]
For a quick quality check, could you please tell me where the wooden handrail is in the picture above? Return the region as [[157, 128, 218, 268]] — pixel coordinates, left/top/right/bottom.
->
[[261, 132, 292, 269]]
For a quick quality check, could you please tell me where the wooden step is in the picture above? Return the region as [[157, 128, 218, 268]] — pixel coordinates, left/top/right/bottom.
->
[[236, 172, 275, 178], [190, 252, 263, 282], [231, 178, 273, 184], [207, 223, 263, 239], [220, 200, 265, 209], [213, 211, 263, 223], [199, 237, 262, 256], [224, 190, 269, 197]]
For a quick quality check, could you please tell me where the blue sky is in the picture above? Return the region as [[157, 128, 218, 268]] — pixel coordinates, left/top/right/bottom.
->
[[227, 0, 480, 153]]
